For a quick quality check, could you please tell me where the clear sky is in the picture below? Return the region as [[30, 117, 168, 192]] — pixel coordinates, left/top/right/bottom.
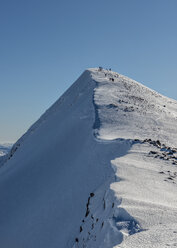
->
[[0, 0, 177, 143]]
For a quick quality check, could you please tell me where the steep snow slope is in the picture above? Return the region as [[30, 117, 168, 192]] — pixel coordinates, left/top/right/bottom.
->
[[0, 70, 128, 248], [0, 68, 177, 248]]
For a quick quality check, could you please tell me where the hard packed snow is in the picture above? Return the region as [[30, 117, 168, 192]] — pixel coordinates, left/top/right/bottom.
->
[[0, 68, 177, 248]]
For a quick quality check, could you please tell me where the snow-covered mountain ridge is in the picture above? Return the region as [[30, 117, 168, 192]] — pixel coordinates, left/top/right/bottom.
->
[[91, 68, 177, 146], [0, 68, 177, 248]]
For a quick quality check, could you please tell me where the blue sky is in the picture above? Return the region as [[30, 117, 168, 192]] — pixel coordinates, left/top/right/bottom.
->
[[0, 0, 177, 142]]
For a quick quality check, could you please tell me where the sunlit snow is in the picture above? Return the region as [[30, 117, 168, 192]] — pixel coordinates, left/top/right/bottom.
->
[[0, 68, 177, 248]]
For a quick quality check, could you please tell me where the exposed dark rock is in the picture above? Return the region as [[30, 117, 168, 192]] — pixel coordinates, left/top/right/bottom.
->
[[149, 151, 157, 155], [156, 140, 161, 147], [167, 177, 173, 180], [90, 193, 94, 198], [159, 171, 165, 174]]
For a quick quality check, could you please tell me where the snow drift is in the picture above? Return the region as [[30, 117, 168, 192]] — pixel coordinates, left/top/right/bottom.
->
[[0, 68, 177, 248]]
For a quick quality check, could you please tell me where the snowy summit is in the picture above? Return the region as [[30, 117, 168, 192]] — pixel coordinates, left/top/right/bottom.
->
[[0, 68, 177, 248]]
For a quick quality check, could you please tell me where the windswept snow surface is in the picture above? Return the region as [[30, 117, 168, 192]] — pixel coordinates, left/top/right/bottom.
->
[[91, 68, 177, 147], [0, 68, 177, 248]]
